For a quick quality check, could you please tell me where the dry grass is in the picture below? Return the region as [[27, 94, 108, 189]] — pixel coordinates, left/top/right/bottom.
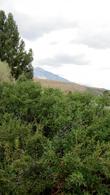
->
[[0, 61, 12, 82], [34, 78, 104, 94]]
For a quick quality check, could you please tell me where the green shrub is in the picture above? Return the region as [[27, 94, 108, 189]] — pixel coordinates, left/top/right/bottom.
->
[[0, 80, 110, 194]]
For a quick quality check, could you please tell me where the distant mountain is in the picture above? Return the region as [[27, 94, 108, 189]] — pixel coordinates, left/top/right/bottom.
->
[[34, 67, 105, 95], [34, 67, 69, 82]]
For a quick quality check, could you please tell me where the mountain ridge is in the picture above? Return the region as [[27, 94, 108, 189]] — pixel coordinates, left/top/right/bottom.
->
[[34, 67, 69, 82]]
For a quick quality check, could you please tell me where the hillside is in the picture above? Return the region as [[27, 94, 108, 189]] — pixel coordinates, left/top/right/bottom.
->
[[34, 67, 105, 94], [34, 78, 105, 94]]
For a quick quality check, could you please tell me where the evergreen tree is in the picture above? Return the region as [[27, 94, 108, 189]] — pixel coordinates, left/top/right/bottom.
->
[[0, 10, 33, 79]]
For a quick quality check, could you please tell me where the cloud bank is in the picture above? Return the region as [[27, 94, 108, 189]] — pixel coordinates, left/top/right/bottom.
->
[[39, 54, 89, 66]]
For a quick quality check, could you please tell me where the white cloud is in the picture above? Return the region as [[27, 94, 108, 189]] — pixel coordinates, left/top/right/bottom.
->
[[39, 53, 89, 66], [72, 26, 110, 49], [14, 13, 77, 40]]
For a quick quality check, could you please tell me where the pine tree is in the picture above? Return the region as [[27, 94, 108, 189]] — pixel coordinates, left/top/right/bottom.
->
[[0, 11, 33, 79]]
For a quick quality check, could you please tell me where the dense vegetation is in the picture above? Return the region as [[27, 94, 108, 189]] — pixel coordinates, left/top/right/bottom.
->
[[0, 79, 110, 195], [0, 10, 33, 79]]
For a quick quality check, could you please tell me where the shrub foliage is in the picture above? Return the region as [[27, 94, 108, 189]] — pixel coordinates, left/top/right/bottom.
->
[[0, 80, 110, 194]]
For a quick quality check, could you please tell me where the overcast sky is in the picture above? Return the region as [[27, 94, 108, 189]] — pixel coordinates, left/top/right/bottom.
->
[[1, 0, 110, 89]]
